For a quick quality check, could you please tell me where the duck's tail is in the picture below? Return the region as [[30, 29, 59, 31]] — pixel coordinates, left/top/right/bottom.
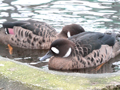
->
[[104, 31, 120, 58], [105, 32, 120, 42]]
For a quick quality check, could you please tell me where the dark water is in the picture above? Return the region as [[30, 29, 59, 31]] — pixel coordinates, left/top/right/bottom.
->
[[0, 0, 120, 73]]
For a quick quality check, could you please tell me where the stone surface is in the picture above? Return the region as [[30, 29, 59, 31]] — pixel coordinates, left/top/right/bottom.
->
[[0, 56, 120, 90]]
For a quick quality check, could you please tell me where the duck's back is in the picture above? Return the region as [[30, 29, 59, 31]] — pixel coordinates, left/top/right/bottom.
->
[[2, 20, 57, 49], [69, 32, 116, 57], [3, 19, 57, 37]]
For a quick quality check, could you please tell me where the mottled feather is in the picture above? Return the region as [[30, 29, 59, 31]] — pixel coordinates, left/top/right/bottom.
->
[[0, 20, 85, 49], [40, 32, 120, 70]]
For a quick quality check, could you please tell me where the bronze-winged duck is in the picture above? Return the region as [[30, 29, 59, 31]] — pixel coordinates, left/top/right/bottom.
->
[[40, 32, 120, 70], [0, 19, 85, 49]]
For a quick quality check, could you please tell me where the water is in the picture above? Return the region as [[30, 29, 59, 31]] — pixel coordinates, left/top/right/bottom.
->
[[0, 0, 120, 73]]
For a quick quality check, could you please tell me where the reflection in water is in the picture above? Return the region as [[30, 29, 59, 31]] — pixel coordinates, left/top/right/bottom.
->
[[0, 0, 120, 73], [0, 43, 48, 67], [101, 2, 120, 29], [0, 0, 21, 22], [0, 0, 120, 31]]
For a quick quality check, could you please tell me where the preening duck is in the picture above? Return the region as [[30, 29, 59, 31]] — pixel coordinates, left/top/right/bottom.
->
[[40, 32, 120, 70], [0, 19, 84, 49]]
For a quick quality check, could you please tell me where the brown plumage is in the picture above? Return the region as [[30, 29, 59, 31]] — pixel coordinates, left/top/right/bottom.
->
[[0, 19, 85, 49], [40, 32, 120, 71]]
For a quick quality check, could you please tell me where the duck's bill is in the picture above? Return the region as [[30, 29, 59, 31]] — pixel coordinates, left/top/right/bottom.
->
[[39, 51, 53, 61]]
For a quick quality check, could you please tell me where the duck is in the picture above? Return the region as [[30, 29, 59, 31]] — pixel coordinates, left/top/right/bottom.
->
[[40, 32, 120, 71], [0, 19, 85, 49]]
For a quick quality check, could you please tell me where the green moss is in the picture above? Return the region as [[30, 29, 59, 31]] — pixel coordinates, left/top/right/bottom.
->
[[0, 58, 120, 90], [0, 60, 89, 90]]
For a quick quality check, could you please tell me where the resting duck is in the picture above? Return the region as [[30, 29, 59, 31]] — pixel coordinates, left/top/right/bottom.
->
[[40, 32, 120, 70], [0, 19, 84, 49]]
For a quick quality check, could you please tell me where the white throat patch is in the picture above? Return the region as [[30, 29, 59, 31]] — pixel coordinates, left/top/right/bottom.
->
[[67, 31, 71, 38], [51, 47, 59, 54], [63, 48, 72, 57]]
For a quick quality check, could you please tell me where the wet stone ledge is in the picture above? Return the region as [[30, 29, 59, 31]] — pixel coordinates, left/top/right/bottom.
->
[[0, 56, 120, 90], [0, 75, 31, 90]]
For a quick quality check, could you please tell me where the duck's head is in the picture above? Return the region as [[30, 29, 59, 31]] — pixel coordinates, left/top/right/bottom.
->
[[40, 39, 77, 70], [58, 24, 85, 38]]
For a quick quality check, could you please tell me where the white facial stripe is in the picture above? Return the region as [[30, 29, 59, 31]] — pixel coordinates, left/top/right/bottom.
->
[[67, 31, 71, 38], [51, 47, 59, 54], [63, 48, 72, 57]]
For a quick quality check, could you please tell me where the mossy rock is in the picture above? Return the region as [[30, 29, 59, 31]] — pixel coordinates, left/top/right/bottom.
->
[[0, 56, 120, 90]]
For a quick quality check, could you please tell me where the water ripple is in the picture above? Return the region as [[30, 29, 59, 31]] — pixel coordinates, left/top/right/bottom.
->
[[0, 0, 120, 32]]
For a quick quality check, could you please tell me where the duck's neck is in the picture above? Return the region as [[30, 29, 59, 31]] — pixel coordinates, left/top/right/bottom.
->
[[57, 32, 68, 39]]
